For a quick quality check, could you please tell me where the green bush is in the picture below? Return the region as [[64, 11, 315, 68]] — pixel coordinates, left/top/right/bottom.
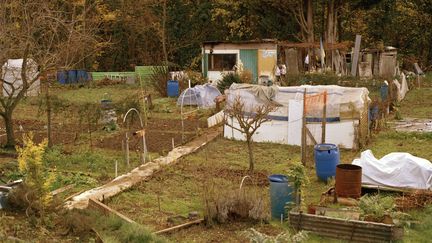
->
[[217, 72, 242, 93]]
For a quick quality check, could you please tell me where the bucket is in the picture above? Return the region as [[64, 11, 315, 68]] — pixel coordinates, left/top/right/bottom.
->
[[167, 80, 179, 97], [268, 174, 294, 220], [314, 143, 340, 181], [335, 164, 362, 199]]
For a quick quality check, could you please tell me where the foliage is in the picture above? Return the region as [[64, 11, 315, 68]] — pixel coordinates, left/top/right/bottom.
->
[[287, 162, 309, 190], [241, 228, 309, 243], [10, 134, 55, 217], [203, 184, 269, 224], [149, 66, 170, 97], [15, 134, 53, 206], [217, 72, 242, 93], [359, 194, 395, 220], [97, 215, 167, 243]]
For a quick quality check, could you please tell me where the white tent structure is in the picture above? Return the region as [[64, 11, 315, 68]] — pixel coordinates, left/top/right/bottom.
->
[[177, 84, 222, 108], [224, 84, 370, 149], [2, 59, 40, 97]]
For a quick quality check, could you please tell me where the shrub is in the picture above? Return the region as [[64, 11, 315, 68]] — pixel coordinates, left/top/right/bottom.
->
[[217, 72, 242, 93], [10, 134, 55, 217], [149, 66, 170, 97]]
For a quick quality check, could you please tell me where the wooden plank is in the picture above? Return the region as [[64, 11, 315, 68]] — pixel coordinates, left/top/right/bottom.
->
[[321, 91, 327, 143], [154, 219, 204, 235], [301, 89, 307, 166], [51, 184, 75, 196], [305, 127, 317, 145], [289, 211, 403, 241], [351, 35, 362, 76], [88, 198, 135, 224]]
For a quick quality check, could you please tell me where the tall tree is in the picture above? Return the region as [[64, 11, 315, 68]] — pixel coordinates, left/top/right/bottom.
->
[[0, 0, 103, 147]]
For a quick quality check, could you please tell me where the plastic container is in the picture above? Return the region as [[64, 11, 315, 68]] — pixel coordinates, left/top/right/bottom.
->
[[57, 70, 68, 84], [380, 84, 388, 101], [314, 143, 340, 181], [67, 70, 78, 84], [167, 80, 179, 97], [77, 70, 88, 83], [268, 174, 294, 220], [335, 164, 362, 198]]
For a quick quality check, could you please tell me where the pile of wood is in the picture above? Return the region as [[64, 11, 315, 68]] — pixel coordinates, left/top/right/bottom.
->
[[395, 190, 432, 211]]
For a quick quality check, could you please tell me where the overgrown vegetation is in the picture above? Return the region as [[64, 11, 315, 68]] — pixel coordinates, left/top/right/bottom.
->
[[358, 194, 395, 222], [150, 66, 170, 97], [217, 72, 242, 93], [203, 185, 269, 224], [9, 134, 54, 218], [241, 228, 309, 243]]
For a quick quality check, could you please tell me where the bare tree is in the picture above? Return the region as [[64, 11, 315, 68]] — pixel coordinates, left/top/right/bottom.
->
[[225, 97, 276, 173], [0, 0, 105, 147]]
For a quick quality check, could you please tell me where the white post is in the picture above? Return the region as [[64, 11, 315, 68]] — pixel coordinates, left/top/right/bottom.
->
[[172, 137, 175, 150], [188, 79, 191, 88], [125, 134, 130, 167], [115, 160, 118, 178]]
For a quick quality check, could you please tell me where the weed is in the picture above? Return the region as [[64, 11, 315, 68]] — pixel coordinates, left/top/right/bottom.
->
[[358, 194, 395, 222], [241, 228, 309, 243]]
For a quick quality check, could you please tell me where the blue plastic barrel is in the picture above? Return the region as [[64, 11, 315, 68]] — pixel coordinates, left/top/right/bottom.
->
[[167, 80, 179, 97], [77, 70, 88, 83], [67, 70, 78, 84], [268, 174, 294, 220], [314, 143, 340, 181], [57, 70, 68, 84]]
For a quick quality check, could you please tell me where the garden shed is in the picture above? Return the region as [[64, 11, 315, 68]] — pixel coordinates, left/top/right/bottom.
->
[[224, 84, 370, 149], [2, 59, 40, 97], [202, 40, 278, 85]]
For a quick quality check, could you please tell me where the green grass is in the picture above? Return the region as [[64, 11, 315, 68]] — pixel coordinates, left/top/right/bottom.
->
[[398, 87, 432, 118]]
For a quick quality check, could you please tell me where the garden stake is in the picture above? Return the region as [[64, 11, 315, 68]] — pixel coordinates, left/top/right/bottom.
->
[[115, 160, 118, 178]]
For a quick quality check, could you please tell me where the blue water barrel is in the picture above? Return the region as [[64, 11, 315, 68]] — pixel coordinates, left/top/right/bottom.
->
[[77, 70, 88, 83], [268, 174, 294, 220], [67, 70, 78, 84], [167, 80, 179, 97], [57, 70, 68, 84], [314, 143, 340, 181]]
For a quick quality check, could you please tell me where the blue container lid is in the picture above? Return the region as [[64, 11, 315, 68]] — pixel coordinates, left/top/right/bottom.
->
[[268, 174, 288, 183], [314, 143, 337, 151], [168, 80, 178, 83]]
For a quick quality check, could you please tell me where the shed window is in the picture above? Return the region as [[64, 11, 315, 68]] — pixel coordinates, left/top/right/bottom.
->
[[209, 54, 237, 71]]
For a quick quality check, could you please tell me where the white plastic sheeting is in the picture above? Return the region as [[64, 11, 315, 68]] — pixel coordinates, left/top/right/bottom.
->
[[352, 150, 432, 190], [176, 84, 221, 108], [392, 72, 409, 102], [223, 84, 369, 149], [2, 59, 40, 97]]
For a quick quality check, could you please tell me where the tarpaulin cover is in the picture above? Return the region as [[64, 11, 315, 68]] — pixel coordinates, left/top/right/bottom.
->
[[352, 150, 432, 190]]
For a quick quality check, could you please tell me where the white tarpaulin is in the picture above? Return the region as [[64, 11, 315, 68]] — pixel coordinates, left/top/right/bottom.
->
[[2, 59, 40, 97], [352, 150, 432, 190]]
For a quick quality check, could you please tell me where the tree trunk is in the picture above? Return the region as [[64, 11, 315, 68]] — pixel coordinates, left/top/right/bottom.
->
[[3, 112, 16, 148], [46, 84, 53, 148], [306, 0, 315, 70], [247, 138, 254, 173], [161, 0, 168, 64]]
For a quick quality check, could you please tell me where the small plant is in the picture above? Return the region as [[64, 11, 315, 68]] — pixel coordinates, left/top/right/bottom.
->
[[241, 228, 309, 243], [217, 72, 242, 93], [286, 162, 309, 208], [359, 194, 395, 222], [10, 133, 55, 217]]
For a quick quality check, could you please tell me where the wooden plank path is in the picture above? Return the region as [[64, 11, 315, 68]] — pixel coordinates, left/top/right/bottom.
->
[[65, 127, 222, 209]]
